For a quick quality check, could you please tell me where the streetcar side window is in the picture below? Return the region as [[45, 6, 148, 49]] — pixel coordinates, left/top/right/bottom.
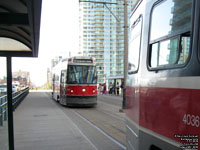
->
[[178, 34, 190, 64], [149, 0, 193, 68], [150, 42, 159, 68], [56, 75, 59, 82], [60, 71, 64, 84], [60, 70, 67, 84], [52, 74, 55, 82], [151, 37, 179, 66], [128, 15, 142, 74]]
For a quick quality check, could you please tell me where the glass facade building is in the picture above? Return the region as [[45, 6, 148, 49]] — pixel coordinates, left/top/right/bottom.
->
[[79, 0, 136, 83]]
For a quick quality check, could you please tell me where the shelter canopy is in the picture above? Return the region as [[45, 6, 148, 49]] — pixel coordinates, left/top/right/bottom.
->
[[0, 0, 42, 57]]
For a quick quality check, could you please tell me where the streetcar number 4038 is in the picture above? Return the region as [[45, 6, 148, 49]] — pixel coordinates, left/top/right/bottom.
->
[[183, 114, 200, 127]]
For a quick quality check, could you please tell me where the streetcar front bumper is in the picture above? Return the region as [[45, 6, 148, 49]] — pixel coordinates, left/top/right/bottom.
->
[[66, 95, 97, 106]]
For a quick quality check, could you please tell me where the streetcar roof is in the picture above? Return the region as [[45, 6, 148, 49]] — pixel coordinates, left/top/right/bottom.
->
[[52, 56, 96, 74]]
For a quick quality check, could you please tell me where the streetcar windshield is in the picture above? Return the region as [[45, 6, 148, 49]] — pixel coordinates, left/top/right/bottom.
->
[[67, 65, 97, 84]]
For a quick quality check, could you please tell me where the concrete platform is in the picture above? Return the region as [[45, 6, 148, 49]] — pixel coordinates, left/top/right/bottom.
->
[[0, 121, 9, 150], [14, 92, 96, 150]]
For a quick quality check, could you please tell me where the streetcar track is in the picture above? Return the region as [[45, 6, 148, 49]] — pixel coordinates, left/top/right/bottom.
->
[[98, 96, 122, 107], [72, 109, 126, 150], [74, 107, 126, 136], [96, 102, 125, 122], [97, 108, 125, 121], [46, 92, 126, 149], [45, 92, 98, 150], [61, 107, 98, 150]]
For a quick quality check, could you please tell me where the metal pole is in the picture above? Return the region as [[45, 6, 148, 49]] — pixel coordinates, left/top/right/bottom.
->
[[7, 56, 14, 150], [0, 103, 3, 126], [122, 0, 128, 109]]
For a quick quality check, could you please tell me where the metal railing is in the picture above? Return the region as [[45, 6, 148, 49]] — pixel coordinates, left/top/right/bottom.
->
[[0, 87, 29, 126], [0, 95, 7, 126]]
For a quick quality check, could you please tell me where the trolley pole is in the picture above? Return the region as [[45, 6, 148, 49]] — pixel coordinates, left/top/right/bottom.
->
[[122, 0, 128, 110]]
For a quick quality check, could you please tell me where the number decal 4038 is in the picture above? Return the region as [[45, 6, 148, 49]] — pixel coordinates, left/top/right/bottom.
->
[[183, 114, 199, 127]]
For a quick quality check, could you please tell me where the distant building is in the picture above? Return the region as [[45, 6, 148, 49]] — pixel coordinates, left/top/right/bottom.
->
[[79, 0, 136, 83], [49, 56, 63, 89], [12, 70, 30, 86], [46, 68, 52, 89], [47, 68, 51, 83], [51, 56, 62, 69]]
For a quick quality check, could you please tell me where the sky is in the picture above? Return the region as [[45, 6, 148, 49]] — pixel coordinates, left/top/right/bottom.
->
[[0, 0, 79, 86]]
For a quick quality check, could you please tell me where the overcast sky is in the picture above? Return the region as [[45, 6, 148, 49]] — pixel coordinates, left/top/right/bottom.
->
[[0, 0, 79, 86]]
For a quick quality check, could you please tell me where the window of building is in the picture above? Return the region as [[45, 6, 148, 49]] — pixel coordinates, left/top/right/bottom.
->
[[128, 15, 142, 74], [149, 0, 193, 68]]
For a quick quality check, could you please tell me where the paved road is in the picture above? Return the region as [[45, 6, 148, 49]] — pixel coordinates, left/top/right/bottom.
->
[[14, 92, 126, 150]]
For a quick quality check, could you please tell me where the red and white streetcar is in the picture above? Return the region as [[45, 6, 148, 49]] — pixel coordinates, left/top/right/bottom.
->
[[52, 56, 97, 106], [126, 0, 199, 149]]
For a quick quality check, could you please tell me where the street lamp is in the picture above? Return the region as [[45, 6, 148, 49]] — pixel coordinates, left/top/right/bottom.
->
[[123, 0, 128, 110]]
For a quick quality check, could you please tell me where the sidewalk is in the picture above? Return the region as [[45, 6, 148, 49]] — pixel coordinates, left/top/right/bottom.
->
[[14, 92, 96, 150], [0, 121, 8, 150]]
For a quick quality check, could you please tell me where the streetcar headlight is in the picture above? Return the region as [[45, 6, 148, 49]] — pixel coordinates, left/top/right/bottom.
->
[[93, 90, 95, 93], [71, 90, 73, 93], [82, 89, 86, 92]]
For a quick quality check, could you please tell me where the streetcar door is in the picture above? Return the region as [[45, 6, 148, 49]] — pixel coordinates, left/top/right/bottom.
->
[[126, 14, 143, 150], [60, 70, 67, 104]]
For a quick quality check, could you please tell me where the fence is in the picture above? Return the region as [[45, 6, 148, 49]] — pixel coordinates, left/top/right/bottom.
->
[[0, 87, 29, 126]]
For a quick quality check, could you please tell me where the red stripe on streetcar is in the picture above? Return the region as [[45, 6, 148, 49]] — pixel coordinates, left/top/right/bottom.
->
[[66, 85, 97, 96], [126, 86, 200, 145]]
